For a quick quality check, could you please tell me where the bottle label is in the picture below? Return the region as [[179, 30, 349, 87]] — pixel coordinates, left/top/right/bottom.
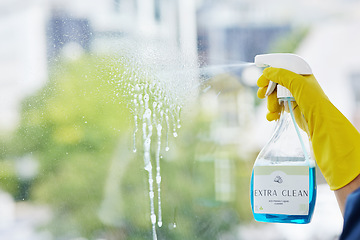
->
[[253, 165, 309, 215]]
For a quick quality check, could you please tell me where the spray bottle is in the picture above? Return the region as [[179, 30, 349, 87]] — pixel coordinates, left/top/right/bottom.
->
[[250, 53, 316, 224]]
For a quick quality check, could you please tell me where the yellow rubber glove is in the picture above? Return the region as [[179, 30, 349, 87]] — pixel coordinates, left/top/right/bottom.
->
[[257, 67, 360, 190]]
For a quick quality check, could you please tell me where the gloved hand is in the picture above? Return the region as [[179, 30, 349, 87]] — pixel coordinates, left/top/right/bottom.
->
[[257, 67, 360, 190]]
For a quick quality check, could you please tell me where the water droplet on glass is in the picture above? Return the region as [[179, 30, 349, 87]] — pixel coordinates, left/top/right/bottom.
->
[[144, 162, 152, 172], [144, 109, 152, 119], [151, 214, 157, 224]]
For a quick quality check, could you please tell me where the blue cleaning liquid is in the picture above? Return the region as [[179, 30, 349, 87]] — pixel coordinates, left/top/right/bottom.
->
[[250, 167, 316, 224]]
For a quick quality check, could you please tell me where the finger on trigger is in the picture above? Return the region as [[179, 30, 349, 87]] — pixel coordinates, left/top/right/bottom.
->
[[257, 87, 267, 99], [267, 90, 281, 112], [257, 74, 270, 88]]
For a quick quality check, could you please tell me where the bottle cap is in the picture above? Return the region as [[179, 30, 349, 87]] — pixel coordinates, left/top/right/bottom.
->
[[277, 85, 293, 98]]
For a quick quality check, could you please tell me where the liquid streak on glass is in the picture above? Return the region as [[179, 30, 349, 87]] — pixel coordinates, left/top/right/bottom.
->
[[115, 55, 184, 240], [143, 91, 157, 239]]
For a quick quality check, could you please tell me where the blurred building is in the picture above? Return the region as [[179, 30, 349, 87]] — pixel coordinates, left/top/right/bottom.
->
[[197, 1, 291, 65], [297, 14, 360, 129], [0, 2, 48, 132]]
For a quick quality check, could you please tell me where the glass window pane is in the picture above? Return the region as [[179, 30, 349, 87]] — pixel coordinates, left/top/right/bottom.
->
[[0, 1, 352, 239]]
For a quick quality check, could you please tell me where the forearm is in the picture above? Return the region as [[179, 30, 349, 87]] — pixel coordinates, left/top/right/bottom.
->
[[335, 174, 360, 215]]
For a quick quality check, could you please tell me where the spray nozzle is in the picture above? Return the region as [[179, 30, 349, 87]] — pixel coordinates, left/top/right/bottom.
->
[[254, 53, 312, 97]]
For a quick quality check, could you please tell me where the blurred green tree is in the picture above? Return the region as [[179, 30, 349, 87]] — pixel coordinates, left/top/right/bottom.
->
[[12, 55, 132, 237]]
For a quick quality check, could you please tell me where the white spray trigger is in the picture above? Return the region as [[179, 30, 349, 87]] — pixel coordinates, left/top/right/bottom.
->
[[266, 82, 277, 96], [254, 53, 312, 96]]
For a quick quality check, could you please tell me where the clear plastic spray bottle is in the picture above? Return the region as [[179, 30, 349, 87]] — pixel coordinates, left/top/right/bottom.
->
[[250, 54, 317, 224]]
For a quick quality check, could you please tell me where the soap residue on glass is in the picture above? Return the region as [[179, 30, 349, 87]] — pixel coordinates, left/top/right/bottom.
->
[[110, 39, 198, 240]]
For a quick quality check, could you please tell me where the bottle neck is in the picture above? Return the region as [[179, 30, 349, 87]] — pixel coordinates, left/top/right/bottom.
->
[[278, 96, 295, 103], [278, 97, 297, 116], [279, 97, 311, 163]]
